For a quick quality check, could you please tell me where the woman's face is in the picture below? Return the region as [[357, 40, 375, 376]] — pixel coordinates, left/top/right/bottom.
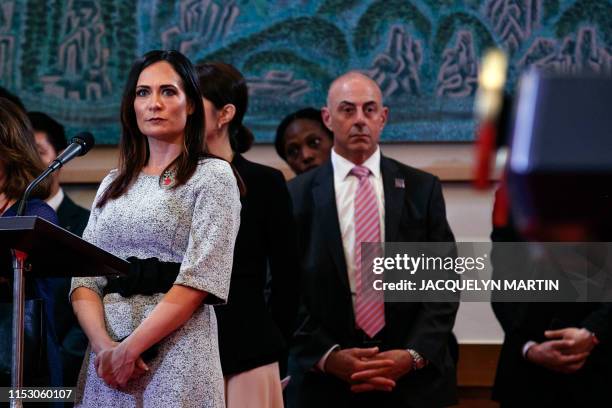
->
[[283, 118, 333, 174], [202, 97, 220, 141], [134, 61, 193, 143]]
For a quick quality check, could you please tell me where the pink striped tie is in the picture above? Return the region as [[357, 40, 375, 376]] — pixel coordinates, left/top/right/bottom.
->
[[351, 165, 385, 338]]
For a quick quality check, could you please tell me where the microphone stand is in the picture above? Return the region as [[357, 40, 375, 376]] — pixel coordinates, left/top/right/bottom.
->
[[11, 165, 58, 407], [9, 249, 26, 408], [15, 167, 55, 216], [8, 132, 93, 406]]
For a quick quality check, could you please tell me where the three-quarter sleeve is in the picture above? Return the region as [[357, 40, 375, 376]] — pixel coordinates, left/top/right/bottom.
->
[[174, 159, 241, 304], [69, 172, 116, 300]]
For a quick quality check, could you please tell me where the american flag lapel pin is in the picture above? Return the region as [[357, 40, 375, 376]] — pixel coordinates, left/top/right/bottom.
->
[[395, 178, 405, 188]]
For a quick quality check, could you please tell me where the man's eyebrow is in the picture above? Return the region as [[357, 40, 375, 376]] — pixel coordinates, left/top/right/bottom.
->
[[338, 101, 355, 107]]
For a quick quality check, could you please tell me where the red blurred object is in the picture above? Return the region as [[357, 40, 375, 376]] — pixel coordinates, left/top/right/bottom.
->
[[473, 121, 496, 189], [14, 249, 27, 262], [492, 179, 509, 228]]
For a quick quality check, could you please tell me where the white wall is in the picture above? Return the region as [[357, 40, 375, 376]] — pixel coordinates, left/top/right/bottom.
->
[[443, 185, 504, 344]]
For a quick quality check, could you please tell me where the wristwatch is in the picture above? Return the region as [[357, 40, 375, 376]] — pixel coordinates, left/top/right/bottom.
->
[[407, 349, 426, 370]]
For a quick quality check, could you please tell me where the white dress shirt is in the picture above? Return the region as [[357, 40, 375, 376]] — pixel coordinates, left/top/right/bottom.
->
[[331, 146, 385, 303], [46, 188, 64, 212], [316, 147, 386, 372]]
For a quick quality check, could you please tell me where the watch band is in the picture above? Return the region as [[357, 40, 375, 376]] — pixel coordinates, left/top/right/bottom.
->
[[407, 349, 425, 370]]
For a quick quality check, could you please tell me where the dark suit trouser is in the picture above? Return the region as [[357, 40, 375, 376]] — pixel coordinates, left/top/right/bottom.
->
[[297, 371, 408, 408]]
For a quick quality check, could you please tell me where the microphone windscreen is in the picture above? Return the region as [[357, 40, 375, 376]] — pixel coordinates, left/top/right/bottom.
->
[[72, 132, 95, 156]]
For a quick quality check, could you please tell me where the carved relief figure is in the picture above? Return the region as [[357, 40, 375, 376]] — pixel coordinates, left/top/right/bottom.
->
[[0, 1, 16, 86], [436, 30, 479, 98], [161, 0, 239, 55], [368, 25, 423, 98]]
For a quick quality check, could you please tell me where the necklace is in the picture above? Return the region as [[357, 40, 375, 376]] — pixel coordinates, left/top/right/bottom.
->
[[161, 169, 176, 188]]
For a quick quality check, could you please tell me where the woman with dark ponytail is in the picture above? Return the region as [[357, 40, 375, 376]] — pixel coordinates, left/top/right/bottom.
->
[[196, 62, 299, 407]]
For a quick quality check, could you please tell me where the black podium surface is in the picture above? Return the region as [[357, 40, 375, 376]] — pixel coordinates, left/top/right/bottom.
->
[[0, 216, 128, 278]]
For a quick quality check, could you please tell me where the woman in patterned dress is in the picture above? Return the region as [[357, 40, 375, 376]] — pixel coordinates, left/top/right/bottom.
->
[[70, 50, 241, 407]]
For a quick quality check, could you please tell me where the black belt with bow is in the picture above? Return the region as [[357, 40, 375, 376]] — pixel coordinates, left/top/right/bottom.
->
[[103, 257, 181, 298]]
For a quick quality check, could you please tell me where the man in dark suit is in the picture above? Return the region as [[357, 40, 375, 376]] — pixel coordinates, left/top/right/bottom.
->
[[288, 72, 458, 407], [29, 111, 90, 389], [491, 188, 612, 407], [29, 112, 90, 235]]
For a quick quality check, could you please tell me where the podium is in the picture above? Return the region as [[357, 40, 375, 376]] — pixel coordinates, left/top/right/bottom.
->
[[0, 216, 128, 407]]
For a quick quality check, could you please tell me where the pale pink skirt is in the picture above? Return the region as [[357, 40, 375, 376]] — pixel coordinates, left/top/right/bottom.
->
[[224, 362, 284, 408]]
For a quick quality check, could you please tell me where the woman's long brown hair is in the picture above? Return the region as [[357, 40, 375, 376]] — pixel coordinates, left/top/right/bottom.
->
[[96, 50, 206, 208], [0, 97, 51, 201]]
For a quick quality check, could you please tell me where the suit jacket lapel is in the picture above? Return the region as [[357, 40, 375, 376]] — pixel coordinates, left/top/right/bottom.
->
[[382, 156, 405, 243], [312, 161, 350, 292]]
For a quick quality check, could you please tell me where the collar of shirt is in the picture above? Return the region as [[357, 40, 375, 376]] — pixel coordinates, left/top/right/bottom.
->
[[331, 146, 382, 182], [46, 187, 64, 212]]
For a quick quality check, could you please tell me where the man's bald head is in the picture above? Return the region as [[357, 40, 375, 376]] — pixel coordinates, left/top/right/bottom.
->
[[326, 71, 383, 108], [322, 71, 388, 165]]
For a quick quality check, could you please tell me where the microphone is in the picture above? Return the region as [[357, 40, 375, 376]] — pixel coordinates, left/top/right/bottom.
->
[[16, 132, 95, 216], [49, 131, 95, 171]]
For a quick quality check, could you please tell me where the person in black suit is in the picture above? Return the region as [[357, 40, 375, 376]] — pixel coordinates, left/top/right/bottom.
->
[[28, 111, 90, 390], [29, 112, 90, 236], [491, 187, 612, 407], [196, 61, 299, 408], [288, 72, 458, 407]]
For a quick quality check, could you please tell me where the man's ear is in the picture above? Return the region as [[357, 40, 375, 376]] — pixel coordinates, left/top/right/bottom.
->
[[380, 106, 389, 129], [321, 106, 333, 131]]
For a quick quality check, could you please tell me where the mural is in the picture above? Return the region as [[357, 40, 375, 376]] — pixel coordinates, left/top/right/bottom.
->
[[0, 0, 610, 144]]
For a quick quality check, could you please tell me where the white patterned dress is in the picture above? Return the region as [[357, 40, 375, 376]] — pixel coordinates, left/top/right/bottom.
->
[[70, 158, 241, 407]]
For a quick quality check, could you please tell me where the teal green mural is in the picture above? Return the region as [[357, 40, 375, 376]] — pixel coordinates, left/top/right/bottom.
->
[[0, 0, 610, 144]]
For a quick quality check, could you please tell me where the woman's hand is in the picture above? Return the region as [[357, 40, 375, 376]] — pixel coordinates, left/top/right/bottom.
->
[[92, 284, 205, 389], [94, 341, 149, 388]]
